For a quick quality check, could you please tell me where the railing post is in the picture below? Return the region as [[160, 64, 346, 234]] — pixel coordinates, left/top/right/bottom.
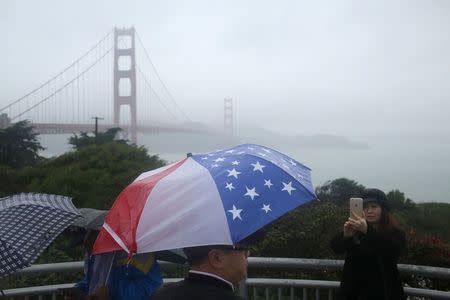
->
[[4, 258, 450, 299], [238, 278, 248, 299]]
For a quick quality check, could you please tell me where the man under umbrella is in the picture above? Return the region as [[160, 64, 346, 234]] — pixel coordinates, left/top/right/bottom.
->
[[151, 231, 264, 300], [64, 208, 163, 300], [93, 144, 317, 299], [151, 245, 248, 300]]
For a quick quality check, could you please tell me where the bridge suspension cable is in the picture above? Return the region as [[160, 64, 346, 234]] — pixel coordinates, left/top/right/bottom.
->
[[136, 64, 179, 121], [135, 30, 191, 122], [11, 47, 113, 121], [0, 30, 113, 113], [3, 27, 193, 138]]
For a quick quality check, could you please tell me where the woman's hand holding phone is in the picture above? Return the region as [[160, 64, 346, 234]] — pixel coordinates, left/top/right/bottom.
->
[[343, 197, 368, 238], [348, 211, 367, 234], [343, 221, 356, 238]]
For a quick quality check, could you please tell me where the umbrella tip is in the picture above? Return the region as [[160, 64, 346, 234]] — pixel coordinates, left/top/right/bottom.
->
[[186, 152, 192, 157]]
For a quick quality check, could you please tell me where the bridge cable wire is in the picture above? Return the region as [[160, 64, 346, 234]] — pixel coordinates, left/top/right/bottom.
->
[[11, 48, 113, 121], [0, 29, 113, 113], [116, 35, 179, 123], [136, 64, 179, 121], [135, 31, 191, 122]]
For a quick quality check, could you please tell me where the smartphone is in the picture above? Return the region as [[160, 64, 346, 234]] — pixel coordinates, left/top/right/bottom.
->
[[350, 197, 363, 219]]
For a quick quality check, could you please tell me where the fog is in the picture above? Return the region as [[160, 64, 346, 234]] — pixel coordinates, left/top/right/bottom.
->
[[2, 0, 450, 202]]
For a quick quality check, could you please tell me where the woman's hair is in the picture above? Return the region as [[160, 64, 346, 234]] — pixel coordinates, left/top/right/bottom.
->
[[377, 206, 400, 232]]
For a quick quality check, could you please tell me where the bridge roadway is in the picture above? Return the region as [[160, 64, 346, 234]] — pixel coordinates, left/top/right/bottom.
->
[[31, 122, 217, 135]]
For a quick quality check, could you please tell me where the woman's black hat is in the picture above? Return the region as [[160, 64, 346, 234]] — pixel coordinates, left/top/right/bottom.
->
[[362, 188, 390, 211]]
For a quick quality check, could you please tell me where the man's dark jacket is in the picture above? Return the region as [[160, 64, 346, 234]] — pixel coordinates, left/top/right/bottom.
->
[[331, 225, 406, 300], [150, 272, 245, 300]]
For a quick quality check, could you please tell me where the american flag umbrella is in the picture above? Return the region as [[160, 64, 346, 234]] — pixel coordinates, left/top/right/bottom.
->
[[71, 208, 187, 264], [93, 144, 316, 255], [0, 193, 81, 278]]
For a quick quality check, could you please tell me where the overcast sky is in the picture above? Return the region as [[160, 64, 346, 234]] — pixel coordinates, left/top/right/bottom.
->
[[1, 0, 450, 137]]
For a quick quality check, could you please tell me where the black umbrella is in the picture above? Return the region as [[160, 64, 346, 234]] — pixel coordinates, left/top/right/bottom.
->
[[72, 208, 107, 230], [0, 193, 81, 278]]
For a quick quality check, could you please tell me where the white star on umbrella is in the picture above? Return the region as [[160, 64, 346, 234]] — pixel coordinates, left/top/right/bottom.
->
[[261, 204, 272, 213], [281, 181, 296, 195], [231, 160, 240, 165], [227, 168, 241, 179], [214, 157, 225, 162], [264, 179, 273, 189], [289, 159, 297, 166], [251, 161, 266, 173], [228, 205, 243, 220], [244, 186, 259, 200], [225, 182, 235, 191]]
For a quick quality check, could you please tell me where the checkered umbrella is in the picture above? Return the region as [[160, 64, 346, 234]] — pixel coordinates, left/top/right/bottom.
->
[[0, 193, 81, 278]]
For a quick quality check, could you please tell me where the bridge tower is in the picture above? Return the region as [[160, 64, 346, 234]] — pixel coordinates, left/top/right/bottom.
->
[[224, 98, 233, 136], [114, 27, 137, 144]]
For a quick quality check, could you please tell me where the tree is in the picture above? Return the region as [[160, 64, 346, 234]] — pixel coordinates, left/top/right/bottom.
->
[[68, 127, 126, 150], [18, 142, 166, 209], [315, 178, 365, 205], [254, 201, 346, 259], [0, 113, 11, 128], [0, 120, 44, 169], [0, 165, 20, 197], [386, 189, 416, 210]]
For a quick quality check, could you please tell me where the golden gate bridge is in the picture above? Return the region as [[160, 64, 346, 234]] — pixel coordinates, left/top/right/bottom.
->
[[0, 27, 233, 143]]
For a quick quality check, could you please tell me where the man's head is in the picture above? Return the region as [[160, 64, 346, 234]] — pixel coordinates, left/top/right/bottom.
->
[[183, 244, 249, 284]]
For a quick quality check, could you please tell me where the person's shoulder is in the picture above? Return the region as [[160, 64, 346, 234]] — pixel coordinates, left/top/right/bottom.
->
[[387, 227, 405, 236], [151, 281, 185, 299], [381, 227, 406, 244], [210, 291, 245, 300], [221, 287, 245, 300]]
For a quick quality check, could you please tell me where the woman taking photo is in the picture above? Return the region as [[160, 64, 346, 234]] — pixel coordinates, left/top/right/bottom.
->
[[331, 188, 406, 300]]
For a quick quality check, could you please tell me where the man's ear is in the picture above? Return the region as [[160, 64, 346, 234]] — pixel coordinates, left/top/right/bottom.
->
[[207, 249, 226, 269]]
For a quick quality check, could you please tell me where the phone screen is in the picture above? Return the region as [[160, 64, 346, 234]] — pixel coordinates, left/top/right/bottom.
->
[[350, 197, 363, 218]]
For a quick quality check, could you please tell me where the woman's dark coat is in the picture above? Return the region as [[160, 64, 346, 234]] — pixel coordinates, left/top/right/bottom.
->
[[331, 225, 406, 300]]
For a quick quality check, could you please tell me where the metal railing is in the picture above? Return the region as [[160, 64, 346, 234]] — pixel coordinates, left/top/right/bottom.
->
[[2, 257, 450, 299]]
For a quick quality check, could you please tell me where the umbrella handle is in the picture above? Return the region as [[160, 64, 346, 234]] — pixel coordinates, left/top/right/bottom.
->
[[126, 252, 136, 266], [104, 251, 116, 285]]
